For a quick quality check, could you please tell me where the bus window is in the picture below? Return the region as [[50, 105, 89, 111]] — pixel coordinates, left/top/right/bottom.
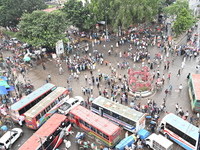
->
[[19, 108, 26, 115], [46, 106, 51, 112], [112, 112, 120, 119], [97, 129, 103, 136], [41, 111, 45, 117], [79, 119, 83, 124], [128, 119, 136, 127], [85, 122, 90, 128], [92, 103, 99, 110], [103, 108, 110, 115], [103, 133, 109, 140], [36, 114, 40, 121], [91, 126, 97, 132]]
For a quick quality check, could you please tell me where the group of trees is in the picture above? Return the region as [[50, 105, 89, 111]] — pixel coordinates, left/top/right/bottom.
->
[[163, 0, 195, 35], [0, 0, 47, 30], [0, 0, 195, 50]]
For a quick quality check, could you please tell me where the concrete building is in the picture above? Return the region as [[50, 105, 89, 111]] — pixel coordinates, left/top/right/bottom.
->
[[188, 0, 200, 16]]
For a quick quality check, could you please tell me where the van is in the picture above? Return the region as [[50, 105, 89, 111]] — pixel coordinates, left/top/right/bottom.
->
[[0, 128, 23, 149], [145, 133, 173, 150]]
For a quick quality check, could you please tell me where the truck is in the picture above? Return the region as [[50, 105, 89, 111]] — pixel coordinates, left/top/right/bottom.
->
[[145, 133, 173, 150]]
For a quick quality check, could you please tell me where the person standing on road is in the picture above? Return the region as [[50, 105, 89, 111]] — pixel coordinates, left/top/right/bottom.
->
[[184, 111, 189, 120], [59, 66, 64, 75], [165, 89, 168, 97], [175, 103, 179, 113], [190, 116, 194, 125], [48, 74, 51, 81], [42, 63, 46, 70], [177, 69, 181, 76], [179, 84, 183, 92]]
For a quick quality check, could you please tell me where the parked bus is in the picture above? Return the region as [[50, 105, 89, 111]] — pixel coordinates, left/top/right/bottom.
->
[[188, 74, 200, 112], [159, 113, 199, 150], [91, 96, 146, 132], [24, 87, 68, 129], [19, 113, 71, 150], [69, 105, 121, 148], [10, 83, 56, 122]]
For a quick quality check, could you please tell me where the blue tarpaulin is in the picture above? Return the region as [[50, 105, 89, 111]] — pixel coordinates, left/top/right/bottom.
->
[[0, 86, 8, 95], [6, 85, 15, 91]]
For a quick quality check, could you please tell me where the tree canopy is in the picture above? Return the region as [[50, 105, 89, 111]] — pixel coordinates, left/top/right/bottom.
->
[[0, 0, 47, 29], [173, 8, 195, 35], [163, 0, 190, 17], [61, 0, 89, 30], [18, 11, 68, 49]]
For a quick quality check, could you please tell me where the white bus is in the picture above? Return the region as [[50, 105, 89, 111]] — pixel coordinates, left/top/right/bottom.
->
[[159, 113, 199, 150], [91, 96, 146, 132]]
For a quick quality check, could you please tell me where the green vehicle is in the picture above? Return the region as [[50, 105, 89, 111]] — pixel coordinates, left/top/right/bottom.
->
[[188, 74, 200, 112]]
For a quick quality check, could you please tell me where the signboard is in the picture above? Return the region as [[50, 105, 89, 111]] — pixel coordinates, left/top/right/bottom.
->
[[97, 21, 105, 25], [56, 40, 64, 56]]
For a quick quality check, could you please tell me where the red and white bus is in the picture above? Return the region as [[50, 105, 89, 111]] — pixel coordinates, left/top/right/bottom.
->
[[24, 87, 68, 129], [19, 113, 71, 150], [69, 105, 122, 148], [10, 83, 56, 122]]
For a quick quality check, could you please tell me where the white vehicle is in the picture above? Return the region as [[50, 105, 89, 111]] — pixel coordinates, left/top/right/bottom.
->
[[0, 128, 23, 149], [145, 133, 173, 150], [58, 96, 84, 115], [9, 38, 19, 44]]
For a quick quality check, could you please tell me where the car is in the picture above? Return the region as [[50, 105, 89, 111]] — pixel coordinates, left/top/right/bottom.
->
[[58, 96, 84, 115], [9, 38, 19, 44], [0, 128, 23, 149]]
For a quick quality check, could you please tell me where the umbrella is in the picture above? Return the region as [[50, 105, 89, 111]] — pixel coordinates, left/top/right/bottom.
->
[[23, 56, 31, 62]]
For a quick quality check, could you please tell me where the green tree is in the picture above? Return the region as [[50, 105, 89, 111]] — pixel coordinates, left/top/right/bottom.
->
[[173, 8, 195, 35], [110, 0, 160, 29], [61, 0, 89, 30], [0, 0, 47, 29], [18, 11, 68, 50], [163, 0, 189, 17]]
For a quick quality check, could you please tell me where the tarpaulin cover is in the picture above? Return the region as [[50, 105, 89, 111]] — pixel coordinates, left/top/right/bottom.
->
[[6, 85, 15, 91], [137, 129, 150, 140], [0, 86, 8, 95], [0, 79, 10, 88]]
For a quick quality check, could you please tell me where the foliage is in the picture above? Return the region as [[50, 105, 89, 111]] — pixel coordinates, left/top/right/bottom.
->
[[105, 0, 160, 29], [139, 86, 149, 92], [0, 0, 47, 29], [173, 8, 195, 35], [61, 0, 89, 30], [17, 11, 69, 50], [163, 0, 190, 17]]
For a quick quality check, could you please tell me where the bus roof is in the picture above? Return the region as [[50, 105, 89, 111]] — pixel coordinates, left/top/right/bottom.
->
[[163, 113, 199, 139], [18, 113, 66, 150], [10, 83, 55, 111], [92, 96, 145, 122], [191, 74, 200, 100], [70, 105, 120, 136], [24, 87, 67, 118]]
